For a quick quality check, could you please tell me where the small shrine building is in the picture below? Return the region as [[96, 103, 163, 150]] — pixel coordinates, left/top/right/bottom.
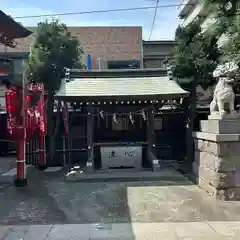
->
[[54, 68, 189, 170]]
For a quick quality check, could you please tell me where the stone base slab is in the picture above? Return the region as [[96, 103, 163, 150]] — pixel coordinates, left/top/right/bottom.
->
[[193, 131, 240, 142], [200, 119, 240, 134], [208, 113, 240, 120]]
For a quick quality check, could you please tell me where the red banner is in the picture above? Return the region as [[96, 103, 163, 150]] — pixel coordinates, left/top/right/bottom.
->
[[27, 83, 46, 135], [5, 87, 26, 140], [5, 89, 17, 136], [5, 83, 47, 140]]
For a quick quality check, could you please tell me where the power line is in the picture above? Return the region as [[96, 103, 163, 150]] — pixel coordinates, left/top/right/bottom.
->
[[178, 0, 186, 10], [13, 3, 192, 19], [148, 0, 160, 40]]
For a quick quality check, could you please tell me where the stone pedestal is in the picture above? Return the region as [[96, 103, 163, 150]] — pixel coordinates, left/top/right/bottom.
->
[[193, 114, 240, 200]]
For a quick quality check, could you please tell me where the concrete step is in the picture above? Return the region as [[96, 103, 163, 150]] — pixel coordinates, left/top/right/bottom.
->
[[65, 167, 189, 183]]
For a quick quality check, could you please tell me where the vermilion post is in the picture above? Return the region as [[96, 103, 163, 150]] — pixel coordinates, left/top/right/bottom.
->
[[16, 137, 26, 182], [14, 87, 27, 187]]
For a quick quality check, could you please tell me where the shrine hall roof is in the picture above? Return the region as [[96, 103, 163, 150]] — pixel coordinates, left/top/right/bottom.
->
[[55, 68, 188, 101]]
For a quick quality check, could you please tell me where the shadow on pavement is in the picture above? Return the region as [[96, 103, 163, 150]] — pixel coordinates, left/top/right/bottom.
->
[[0, 167, 240, 234]]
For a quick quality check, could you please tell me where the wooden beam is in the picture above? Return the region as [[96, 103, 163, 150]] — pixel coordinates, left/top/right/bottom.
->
[[147, 105, 156, 165], [86, 105, 94, 170], [54, 93, 187, 102], [96, 104, 162, 113]]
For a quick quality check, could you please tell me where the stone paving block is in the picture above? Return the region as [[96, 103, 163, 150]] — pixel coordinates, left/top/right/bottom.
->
[[47, 224, 91, 240], [0, 226, 11, 239], [209, 221, 240, 237], [4, 225, 29, 240], [24, 225, 52, 240], [96, 223, 132, 238], [132, 223, 178, 240], [177, 236, 233, 240], [171, 222, 216, 238], [90, 238, 133, 240], [88, 223, 136, 239]]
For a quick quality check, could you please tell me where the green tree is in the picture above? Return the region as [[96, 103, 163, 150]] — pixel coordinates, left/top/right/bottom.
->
[[26, 20, 84, 164], [168, 20, 220, 170], [204, 0, 240, 75], [204, 0, 239, 34], [223, 17, 240, 71]]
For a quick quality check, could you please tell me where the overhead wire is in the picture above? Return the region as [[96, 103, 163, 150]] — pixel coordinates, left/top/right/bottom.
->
[[13, 3, 193, 19], [148, 0, 160, 40], [178, 0, 186, 10]]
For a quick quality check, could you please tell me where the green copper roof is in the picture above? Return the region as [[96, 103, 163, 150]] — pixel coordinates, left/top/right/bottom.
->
[[55, 76, 188, 100]]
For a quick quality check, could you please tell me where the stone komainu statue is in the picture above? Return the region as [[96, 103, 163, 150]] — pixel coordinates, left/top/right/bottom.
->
[[210, 76, 236, 116]]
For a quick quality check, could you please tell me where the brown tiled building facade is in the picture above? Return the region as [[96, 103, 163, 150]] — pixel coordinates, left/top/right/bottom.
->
[[143, 40, 176, 69], [0, 26, 143, 69]]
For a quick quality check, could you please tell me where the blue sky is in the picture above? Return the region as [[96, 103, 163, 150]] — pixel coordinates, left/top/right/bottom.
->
[[2, 0, 182, 40]]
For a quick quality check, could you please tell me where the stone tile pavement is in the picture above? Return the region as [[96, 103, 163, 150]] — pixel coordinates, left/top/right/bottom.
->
[[1, 222, 240, 239], [1, 167, 240, 239]]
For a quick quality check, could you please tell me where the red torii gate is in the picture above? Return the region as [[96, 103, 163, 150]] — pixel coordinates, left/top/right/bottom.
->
[[5, 83, 47, 186]]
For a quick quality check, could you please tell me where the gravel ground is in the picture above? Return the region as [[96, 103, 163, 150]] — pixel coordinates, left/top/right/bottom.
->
[[0, 168, 240, 225]]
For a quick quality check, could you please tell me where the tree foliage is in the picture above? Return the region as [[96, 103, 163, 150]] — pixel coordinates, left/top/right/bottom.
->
[[168, 19, 221, 170], [26, 20, 84, 164], [223, 17, 240, 67], [204, 0, 240, 72], [169, 20, 220, 87], [27, 20, 84, 93], [204, 0, 239, 35]]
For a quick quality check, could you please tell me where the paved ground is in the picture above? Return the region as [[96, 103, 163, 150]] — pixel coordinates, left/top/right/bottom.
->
[[0, 156, 15, 175], [1, 222, 240, 239], [0, 168, 240, 238]]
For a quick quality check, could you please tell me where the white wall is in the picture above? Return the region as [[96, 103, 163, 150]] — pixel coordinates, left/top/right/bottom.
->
[[181, 2, 204, 27], [201, 13, 216, 33]]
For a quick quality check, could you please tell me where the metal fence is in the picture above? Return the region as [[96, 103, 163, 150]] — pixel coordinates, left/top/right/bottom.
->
[[26, 131, 40, 167]]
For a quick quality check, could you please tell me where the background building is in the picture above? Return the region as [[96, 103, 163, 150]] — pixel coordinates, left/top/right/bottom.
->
[[142, 40, 175, 69], [0, 26, 143, 111], [0, 26, 143, 71]]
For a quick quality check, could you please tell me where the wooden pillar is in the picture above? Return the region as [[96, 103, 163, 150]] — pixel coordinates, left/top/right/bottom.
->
[[86, 105, 94, 170], [147, 105, 156, 165]]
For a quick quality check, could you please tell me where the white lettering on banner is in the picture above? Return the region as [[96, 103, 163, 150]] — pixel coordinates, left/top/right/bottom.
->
[[101, 146, 142, 169]]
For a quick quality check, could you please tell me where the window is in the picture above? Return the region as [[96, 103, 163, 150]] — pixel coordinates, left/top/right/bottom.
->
[[108, 60, 140, 69], [143, 59, 166, 69], [112, 117, 129, 130]]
